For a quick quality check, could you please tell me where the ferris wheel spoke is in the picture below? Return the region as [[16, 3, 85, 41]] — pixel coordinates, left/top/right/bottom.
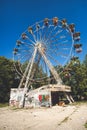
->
[[16, 47, 33, 52], [42, 26, 49, 41], [46, 52, 62, 66], [16, 52, 32, 64], [50, 34, 66, 44], [16, 50, 33, 58], [48, 27, 68, 42], [47, 35, 69, 46], [35, 23, 41, 41], [48, 35, 71, 46], [46, 40, 70, 56], [47, 46, 68, 60], [25, 36, 35, 45], [37, 25, 45, 41], [45, 27, 64, 43], [17, 40, 34, 47], [45, 33, 67, 47], [21, 41, 35, 48], [17, 43, 34, 51], [50, 29, 63, 40], [42, 24, 53, 42], [20, 48, 33, 53], [32, 33, 37, 42], [44, 25, 57, 43], [62, 40, 69, 43], [54, 41, 70, 51]]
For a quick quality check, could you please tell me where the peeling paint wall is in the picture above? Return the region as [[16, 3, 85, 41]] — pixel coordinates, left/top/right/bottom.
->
[[9, 88, 51, 108], [25, 90, 51, 108]]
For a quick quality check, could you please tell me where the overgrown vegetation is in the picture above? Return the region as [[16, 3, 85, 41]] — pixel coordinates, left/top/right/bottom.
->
[[84, 121, 87, 128], [0, 57, 20, 103], [0, 103, 9, 108], [60, 54, 87, 101], [0, 54, 87, 103]]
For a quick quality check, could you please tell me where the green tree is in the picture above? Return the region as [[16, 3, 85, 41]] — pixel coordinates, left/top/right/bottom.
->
[[0, 56, 20, 103], [82, 54, 87, 99], [83, 54, 87, 67], [60, 56, 87, 100]]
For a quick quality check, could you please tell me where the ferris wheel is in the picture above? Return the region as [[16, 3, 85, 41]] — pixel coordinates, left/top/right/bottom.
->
[[13, 17, 82, 90]]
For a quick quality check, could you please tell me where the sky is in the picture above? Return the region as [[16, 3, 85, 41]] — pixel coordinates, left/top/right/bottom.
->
[[0, 0, 87, 62]]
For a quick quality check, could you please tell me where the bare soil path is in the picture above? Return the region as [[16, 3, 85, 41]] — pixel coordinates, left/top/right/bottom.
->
[[0, 103, 87, 130]]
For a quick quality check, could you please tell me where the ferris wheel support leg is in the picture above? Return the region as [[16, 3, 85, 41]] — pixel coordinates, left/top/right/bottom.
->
[[19, 46, 38, 108], [16, 57, 31, 107], [69, 95, 74, 102], [65, 92, 74, 104], [18, 60, 31, 89], [38, 46, 62, 84]]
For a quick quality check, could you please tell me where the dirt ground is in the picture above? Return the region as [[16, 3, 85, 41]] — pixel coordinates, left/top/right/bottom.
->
[[0, 103, 87, 130]]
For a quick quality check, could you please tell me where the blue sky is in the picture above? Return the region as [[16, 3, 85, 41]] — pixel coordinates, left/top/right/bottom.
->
[[0, 0, 87, 61]]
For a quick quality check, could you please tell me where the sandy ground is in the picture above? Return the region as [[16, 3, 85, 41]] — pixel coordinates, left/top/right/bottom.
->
[[0, 103, 87, 130]]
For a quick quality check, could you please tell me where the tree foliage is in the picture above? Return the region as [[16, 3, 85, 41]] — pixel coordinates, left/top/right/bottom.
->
[[0, 54, 87, 103], [60, 56, 87, 100], [0, 57, 20, 103]]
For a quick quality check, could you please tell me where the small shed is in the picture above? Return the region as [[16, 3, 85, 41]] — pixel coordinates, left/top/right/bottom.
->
[[9, 84, 74, 108]]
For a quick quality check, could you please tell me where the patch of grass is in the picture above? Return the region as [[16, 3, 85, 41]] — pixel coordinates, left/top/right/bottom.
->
[[11, 107, 20, 110], [71, 101, 87, 106], [0, 103, 9, 108], [10, 106, 24, 110], [84, 121, 87, 128]]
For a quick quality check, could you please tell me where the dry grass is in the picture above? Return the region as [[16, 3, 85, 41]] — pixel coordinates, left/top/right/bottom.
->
[[0, 103, 8, 108], [58, 116, 69, 125], [84, 121, 87, 128]]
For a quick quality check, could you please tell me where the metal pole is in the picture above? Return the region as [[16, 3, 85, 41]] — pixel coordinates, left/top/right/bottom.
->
[[38, 45, 62, 84], [19, 46, 38, 107]]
